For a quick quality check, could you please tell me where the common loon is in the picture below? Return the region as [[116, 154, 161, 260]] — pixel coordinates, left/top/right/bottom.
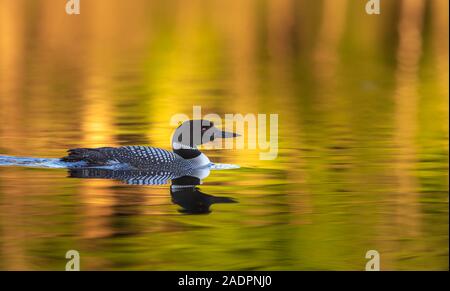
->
[[61, 119, 239, 175]]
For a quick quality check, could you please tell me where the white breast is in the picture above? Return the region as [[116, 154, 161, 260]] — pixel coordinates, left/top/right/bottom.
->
[[188, 153, 211, 169]]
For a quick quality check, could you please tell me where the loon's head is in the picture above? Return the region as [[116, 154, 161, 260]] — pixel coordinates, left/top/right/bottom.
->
[[172, 119, 239, 159]]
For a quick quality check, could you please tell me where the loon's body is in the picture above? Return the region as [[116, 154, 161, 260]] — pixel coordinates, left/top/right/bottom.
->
[[62, 146, 210, 174], [61, 120, 237, 174]]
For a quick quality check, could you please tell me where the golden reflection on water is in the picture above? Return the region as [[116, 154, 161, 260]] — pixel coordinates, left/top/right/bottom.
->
[[0, 0, 448, 270]]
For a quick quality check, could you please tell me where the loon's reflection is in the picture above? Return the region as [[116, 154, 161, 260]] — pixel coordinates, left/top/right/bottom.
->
[[170, 175, 236, 214], [68, 167, 237, 214]]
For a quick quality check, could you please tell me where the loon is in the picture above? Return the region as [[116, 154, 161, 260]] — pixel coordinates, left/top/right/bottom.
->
[[61, 119, 239, 176]]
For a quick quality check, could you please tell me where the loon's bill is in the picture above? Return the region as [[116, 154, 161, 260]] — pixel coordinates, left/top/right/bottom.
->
[[61, 120, 240, 172]]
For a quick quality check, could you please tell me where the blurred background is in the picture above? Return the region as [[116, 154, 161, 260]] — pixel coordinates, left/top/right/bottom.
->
[[0, 0, 448, 270]]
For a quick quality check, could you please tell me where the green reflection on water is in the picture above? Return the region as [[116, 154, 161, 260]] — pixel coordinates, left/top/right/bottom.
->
[[0, 0, 448, 270]]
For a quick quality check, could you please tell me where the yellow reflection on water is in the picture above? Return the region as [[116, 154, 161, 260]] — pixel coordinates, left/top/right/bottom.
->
[[0, 0, 448, 270]]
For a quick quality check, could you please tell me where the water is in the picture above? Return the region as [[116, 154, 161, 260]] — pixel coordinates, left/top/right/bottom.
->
[[0, 0, 448, 270]]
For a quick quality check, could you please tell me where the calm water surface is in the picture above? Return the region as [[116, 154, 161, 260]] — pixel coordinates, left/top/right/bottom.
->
[[0, 0, 448, 270]]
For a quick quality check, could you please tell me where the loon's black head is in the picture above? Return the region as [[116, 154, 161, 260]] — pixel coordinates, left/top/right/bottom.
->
[[172, 119, 239, 159]]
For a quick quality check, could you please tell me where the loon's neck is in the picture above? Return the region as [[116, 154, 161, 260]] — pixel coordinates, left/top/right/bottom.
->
[[172, 142, 202, 158], [172, 142, 211, 167]]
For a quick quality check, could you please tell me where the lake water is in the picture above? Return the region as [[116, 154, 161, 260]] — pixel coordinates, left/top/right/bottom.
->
[[0, 0, 448, 270]]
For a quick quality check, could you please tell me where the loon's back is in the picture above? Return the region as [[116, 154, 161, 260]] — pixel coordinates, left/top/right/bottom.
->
[[61, 146, 194, 171]]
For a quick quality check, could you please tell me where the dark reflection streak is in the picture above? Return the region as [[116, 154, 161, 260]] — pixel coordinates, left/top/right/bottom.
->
[[68, 168, 237, 215]]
